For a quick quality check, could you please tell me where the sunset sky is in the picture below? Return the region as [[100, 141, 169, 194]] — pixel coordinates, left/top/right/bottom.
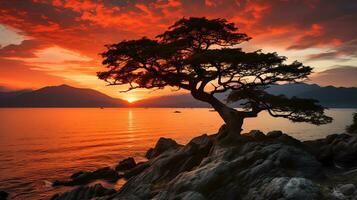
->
[[0, 0, 356, 102]]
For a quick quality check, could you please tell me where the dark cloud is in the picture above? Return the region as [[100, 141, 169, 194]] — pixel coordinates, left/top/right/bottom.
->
[[0, 39, 49, 58], [1, 0, 356, 52], [258, 0, 357, 41], [307, 39, 357, 61]]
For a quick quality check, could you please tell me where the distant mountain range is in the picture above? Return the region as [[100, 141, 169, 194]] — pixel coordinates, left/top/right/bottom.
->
[[0, 85, 127, 107], [134, 84, 357, 108], [0, 83, 356, 108], [266, 84, 357, 108]]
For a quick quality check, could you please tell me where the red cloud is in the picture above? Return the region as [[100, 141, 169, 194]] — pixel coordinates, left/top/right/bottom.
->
[[0, 0, 356, 91]]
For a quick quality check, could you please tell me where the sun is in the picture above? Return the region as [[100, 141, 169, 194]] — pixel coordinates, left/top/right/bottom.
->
[[126, 97, 138, 103]]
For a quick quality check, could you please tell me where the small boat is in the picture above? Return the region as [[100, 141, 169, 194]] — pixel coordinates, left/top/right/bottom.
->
[[100, 107, 104, 109], [173, 110, 181, 113]]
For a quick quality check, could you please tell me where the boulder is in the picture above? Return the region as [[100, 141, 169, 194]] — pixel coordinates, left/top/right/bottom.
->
[[115, 157, 136, 171], [248, 177, 321, 200], [123, 162, 150, 179], [304, 134, 357, 168], [266, 130, 283, 138], [0, 191, 8, 200], [246, 130, 266, 140], [282, 177, 321, 199], [53, 167, 120, 186], [50, 183, 115, 200], [145, 137, 182, 159]]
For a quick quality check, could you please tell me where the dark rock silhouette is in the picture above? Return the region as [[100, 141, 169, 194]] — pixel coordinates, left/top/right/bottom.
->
[[53, 167, 120, 186], [115, 157, 136, 171], [304, 133, 357, 168], [346, 112, 357, 134], [266, 130, 283, 138], [0, 191, 8, 200], [122, 162, 150, 180], [50, 184, 115, 200], [0, 84, 127, 107], [145, 137, 182, 159], [52, 128, 357, 199]]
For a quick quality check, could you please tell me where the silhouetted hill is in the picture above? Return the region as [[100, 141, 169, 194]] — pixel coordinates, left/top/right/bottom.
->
[[0, 89, 31, 100], [134, 84, 357, 108], [2, 84, 356, 108], [0, 85, 128, 107]]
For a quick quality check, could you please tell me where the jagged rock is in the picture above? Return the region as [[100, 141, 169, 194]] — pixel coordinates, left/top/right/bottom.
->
[[115, 157, 136, 171], [106, 130, 325, 200], [246, 177, 321, 200], [53, 167, 120, 186], [50, 183, 115, 200], [266, 130, 283, 138], [282, 177, 321, 199], [246, 130, 266, 140], [145, 137, 182, 159], [0, 191, 8, 200], [304, 134, 357, 168], [338, 183, 355, 196], [275, 133, 303, 146], [123, 162, 150, 179], [56, 130, 357, 200], [176, 191, 207, 200], [70, 171, 86, 179]]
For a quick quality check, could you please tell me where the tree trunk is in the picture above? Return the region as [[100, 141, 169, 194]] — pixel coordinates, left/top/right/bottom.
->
[[191, 91, 244, 137]]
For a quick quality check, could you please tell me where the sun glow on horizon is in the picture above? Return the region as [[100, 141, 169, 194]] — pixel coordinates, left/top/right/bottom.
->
[[125, 97, 139, 103]]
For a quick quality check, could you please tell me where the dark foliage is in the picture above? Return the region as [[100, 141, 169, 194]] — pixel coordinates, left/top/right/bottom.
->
[[227, 87, 331, 125], [346, 113, 357, 134], [98, 17, 332, 133]]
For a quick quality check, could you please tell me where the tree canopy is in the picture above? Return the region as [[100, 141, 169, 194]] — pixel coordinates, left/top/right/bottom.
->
[[98, 17, 332, 135]]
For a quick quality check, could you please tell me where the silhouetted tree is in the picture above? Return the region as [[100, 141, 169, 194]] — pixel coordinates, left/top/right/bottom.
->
[[98, 17, 332, 136], [346, 112, 357, 134]]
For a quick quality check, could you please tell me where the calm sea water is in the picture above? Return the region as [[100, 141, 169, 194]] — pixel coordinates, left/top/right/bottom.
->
[[0, 108, 355, 199]]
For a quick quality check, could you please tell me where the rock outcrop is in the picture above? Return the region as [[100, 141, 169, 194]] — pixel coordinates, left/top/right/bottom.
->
[[304, 133, 357, 168], [115, 157, 137, 171], [0, 191, 8, 200], [50, 184, 115, 200], [145, 137, 182, 159], [52, 128, 357, 200], [53, 167, 120, 186]]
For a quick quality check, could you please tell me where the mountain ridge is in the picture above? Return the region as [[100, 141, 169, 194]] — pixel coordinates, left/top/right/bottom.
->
[[133, 83, 357, 108], [0, 84, 128, 107], [1, 83, 356, 108]]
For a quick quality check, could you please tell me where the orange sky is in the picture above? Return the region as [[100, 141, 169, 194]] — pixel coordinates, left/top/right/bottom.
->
[[0, 0, 356, 102]]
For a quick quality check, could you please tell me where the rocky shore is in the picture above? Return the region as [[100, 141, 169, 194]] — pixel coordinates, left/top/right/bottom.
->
[[46, 126, 357, 200]]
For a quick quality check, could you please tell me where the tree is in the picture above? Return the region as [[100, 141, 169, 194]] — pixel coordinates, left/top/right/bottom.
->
[[346, 112, 357, 134], [98, 17, 332, 136]]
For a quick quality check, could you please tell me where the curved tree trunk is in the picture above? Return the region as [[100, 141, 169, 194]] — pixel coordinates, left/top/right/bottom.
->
[[191, 91, 244, 136]]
